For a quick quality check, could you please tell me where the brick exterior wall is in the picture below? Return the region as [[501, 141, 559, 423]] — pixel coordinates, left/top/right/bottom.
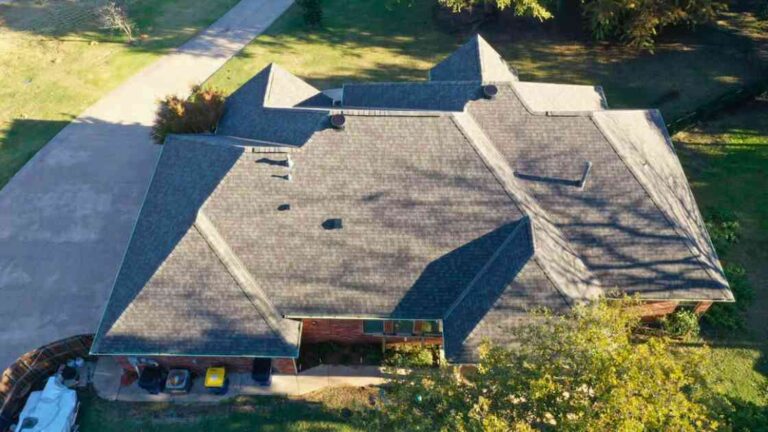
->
[[272, 358, 297, 374], [112, 356, 296, 375], [635, 301, 679, 320], [301, 319, 383, 344], [301, 319, 443, 345], [694, 301, 713, 315], [633, 300, 714, 320]]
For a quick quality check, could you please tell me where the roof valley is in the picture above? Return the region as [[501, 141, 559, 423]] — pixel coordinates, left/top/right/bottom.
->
[[444, 216, 534, 319]]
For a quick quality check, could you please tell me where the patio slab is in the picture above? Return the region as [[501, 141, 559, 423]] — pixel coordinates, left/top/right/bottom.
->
[[92, 357, 387, 402]]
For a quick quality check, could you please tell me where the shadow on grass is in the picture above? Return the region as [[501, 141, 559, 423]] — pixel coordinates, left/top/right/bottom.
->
[[211, 0, 767, 120], [76, 389, 370, 432], [0, 0, 249, 57], [0, 119, 73, 188]]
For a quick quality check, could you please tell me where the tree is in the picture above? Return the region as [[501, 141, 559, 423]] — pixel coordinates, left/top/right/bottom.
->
[[97, 1, 135, 42], [439, 0, 552, 21], [582, 0, 724, 49], [151, 86, 226, 144], [373, 299, 721, 431], [436, 0, 725, 49], [297, 0, 323, 27]]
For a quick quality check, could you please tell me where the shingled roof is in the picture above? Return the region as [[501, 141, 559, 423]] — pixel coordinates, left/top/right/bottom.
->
[[92, 35, 732, 362]]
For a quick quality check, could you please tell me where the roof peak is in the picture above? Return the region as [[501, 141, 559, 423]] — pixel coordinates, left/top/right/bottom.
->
[[429, 34, 518, 83]]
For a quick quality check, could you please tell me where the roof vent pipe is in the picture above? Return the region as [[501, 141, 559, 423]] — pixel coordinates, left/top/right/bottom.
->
[[482, 84, 498, 100], [330, 114, 346, 129], [286, 155, 294, 169], [578, 161, 592, 190]]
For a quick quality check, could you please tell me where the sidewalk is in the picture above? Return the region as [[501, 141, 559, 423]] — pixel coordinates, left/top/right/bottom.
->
[[93, 357, 387, 402], [0, 0, 293, 371]]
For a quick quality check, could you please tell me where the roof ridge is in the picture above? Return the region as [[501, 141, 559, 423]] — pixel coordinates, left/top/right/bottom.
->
[[193, 210, 297, 343], [451, 111, 602, 304], [444, 216, 534, 319]]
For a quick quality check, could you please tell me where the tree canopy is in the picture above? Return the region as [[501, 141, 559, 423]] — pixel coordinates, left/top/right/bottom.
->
[[437, 0, 725, 49], [372, 300, 722, 431]]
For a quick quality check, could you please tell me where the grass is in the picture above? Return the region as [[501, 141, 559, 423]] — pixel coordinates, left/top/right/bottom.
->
[[675, 95, 768, 340], [674, 96, 768, 429], [0, 0, 240, 187], [205, 0, 766, 122], [77, 386, 375, 432]]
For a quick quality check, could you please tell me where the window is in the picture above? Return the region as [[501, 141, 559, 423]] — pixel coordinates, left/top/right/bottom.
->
[[363, 320, 384, 334], [393, 320, 413, 336], [419, 320, 442, 335]]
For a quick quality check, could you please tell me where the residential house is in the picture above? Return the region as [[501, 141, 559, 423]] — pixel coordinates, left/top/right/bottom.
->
[[90, 36, 733, 374]]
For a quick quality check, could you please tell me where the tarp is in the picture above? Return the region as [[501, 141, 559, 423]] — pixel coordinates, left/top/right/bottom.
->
[[15, 377, 77, 432]]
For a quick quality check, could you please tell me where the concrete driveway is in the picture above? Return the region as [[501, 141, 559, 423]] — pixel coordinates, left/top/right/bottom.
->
[[0, 0, 293, 370]]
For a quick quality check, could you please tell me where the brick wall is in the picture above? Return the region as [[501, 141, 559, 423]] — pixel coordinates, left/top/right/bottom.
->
[[272, 358, 297, 374], [632, 300, 714, 320], [635, 301, 679, 320], [694, 301, 713, 315], [301, 319, 443, 345], [301, 319, 382, 344]]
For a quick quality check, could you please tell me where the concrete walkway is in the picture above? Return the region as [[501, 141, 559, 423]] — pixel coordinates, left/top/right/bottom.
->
[[0, 0, 293, 371], [93, 357, 387, 402]]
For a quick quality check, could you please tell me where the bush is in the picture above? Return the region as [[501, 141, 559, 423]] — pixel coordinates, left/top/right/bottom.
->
[[98, 1, 135, 42], [384, 344, 438, 368], [660, 309, 700, 340], [703, 264, 755, 332], [705, 208, 741, 257], [297, 0, 323, 27], [151, 86, 226, 144]]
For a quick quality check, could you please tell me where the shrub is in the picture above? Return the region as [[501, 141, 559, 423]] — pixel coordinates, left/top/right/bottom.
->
[[384, 344, 437, 368], [703, 264, 755, 332], [97, 1, 135, 42], [151, 86, 226, 144], [705, 208, 741, 257], [661, 309, 700, 340], [297, 0, 323, 27]]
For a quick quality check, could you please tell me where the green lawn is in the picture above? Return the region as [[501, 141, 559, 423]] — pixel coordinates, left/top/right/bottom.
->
[[77, 387, 374, 432], [205, 0, 766, 122], [0, 0, 240, 187], [675, 95, 768, 340], [674, 96, 768, 429]]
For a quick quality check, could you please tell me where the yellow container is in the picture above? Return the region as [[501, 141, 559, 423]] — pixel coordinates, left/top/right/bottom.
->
[[204, 367, 226, 388]]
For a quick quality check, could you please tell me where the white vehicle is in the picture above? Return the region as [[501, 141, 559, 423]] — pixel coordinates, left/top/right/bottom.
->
[[14, 377, 78, 432]]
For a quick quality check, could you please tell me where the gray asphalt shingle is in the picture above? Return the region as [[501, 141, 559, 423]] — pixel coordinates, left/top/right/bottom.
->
[[92, 35, 731, 362]]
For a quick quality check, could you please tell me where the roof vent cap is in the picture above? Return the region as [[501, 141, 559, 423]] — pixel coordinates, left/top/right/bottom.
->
[[330, 114, 346, 129], [578, 161, 592, 190], [482, 84, 498, 100], [322, 218, 343, 230]]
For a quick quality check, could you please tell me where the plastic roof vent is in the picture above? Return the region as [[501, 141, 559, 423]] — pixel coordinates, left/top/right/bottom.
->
[[330, 114, 346, 129], [482, 84, 498, 99], [322, 218, 343, 230]]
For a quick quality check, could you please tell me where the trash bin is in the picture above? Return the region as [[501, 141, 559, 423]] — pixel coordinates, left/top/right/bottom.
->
[[204, 367, 228, 395], [251, 358, 272, 386], [165, 369, 192, 394], [138, 366, 166, 395]]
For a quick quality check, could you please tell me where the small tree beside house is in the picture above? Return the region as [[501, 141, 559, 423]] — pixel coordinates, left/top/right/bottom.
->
[[373, 299, 723, 431]]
